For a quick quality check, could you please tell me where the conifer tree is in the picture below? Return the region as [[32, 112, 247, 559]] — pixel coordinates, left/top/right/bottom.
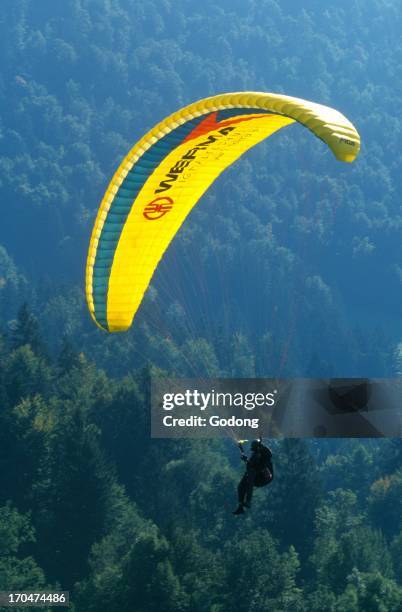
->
[[11, 303, 45, 357], [265, 439, 322, 564]]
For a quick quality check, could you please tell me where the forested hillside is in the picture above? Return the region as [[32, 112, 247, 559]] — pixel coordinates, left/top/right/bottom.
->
[[1, 310, 402, 609], [1, 1, 402, 609], [1, 0, 401, 375]]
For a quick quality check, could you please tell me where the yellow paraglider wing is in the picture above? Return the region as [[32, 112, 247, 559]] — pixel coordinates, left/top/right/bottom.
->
[[86, 92, 360, 332]]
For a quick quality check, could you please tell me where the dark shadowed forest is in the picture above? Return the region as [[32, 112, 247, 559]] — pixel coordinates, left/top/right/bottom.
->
[[1, 1, 402, 610]]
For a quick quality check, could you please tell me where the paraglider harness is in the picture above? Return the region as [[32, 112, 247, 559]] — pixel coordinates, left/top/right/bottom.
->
[[238, 438, 273, 487]]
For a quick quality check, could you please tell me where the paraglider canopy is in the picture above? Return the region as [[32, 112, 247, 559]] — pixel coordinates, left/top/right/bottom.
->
[[86, 92, 360, 332]]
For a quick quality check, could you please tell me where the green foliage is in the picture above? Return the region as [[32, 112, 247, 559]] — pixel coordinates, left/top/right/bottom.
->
[[0, 0, 399, 378], [117, 532, 186, 612], [223, 531, 302, 611], [32, 405, 114, 587], [4, 345, 52, 407], [322, 442, 375, 497], [0, 323, 400, 608], [368, 471, 402, 539], [336, 569, 402, 612], [10, 303, 46, 357], [75, 485, 156, 612], [263, 439, 323, 562], [0, 503, 52, 604], [0, 246, 27, 320]]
